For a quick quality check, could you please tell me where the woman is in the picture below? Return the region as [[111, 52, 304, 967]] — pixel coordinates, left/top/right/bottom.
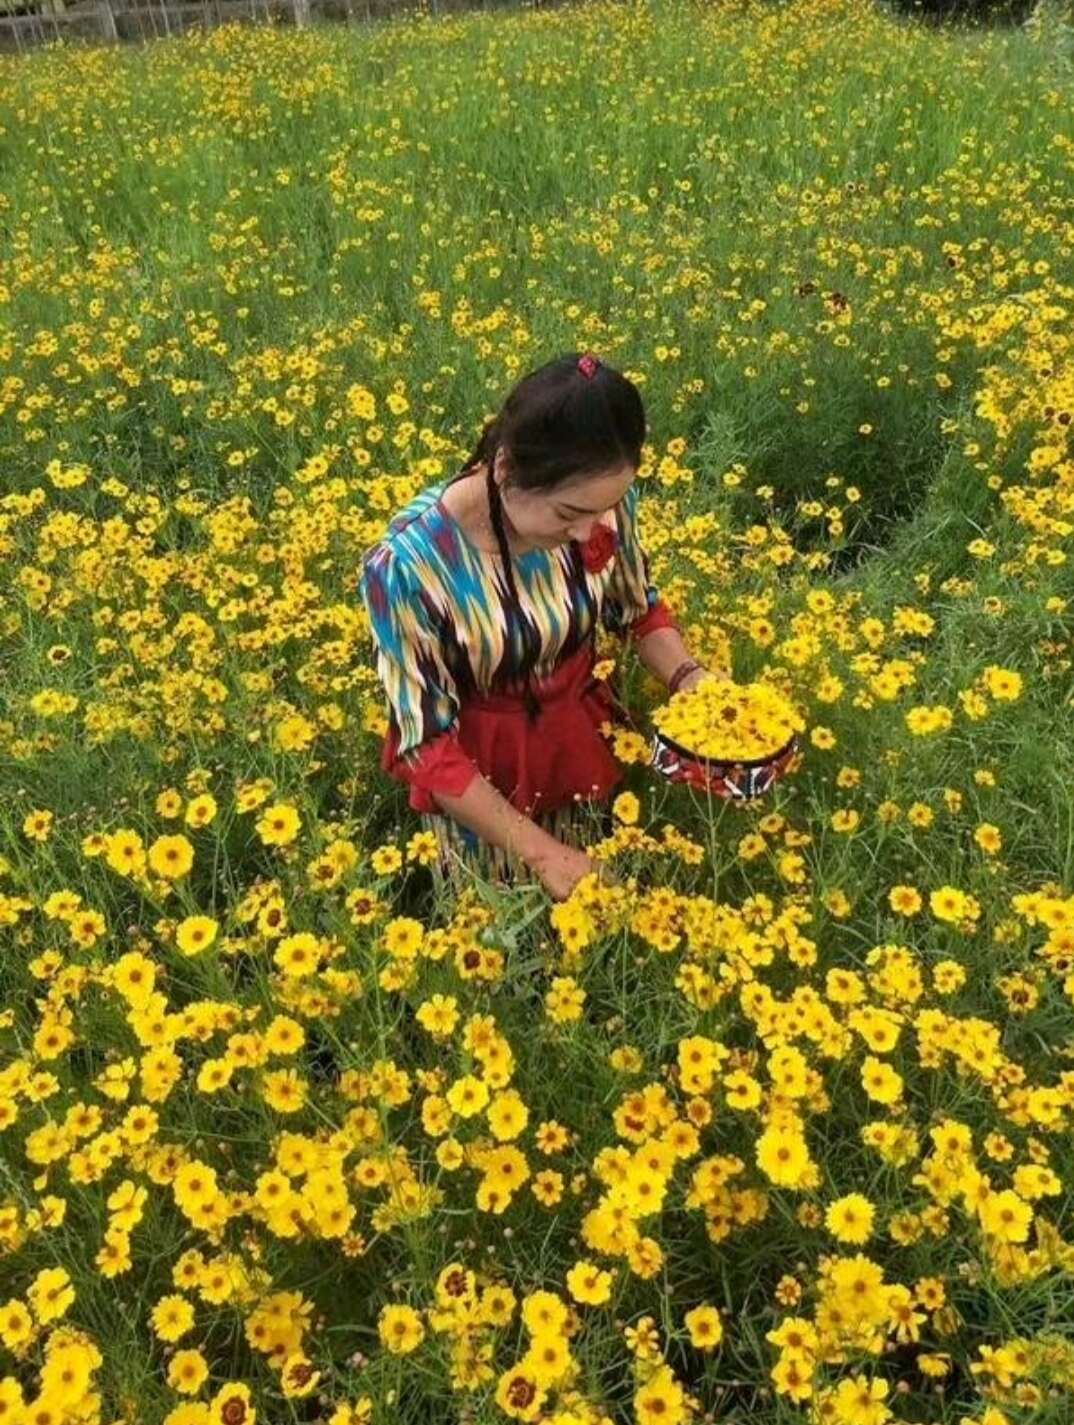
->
[[359, 352, 719, 901]]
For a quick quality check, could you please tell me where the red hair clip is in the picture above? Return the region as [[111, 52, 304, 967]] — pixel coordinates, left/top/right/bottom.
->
[[577, 353, 599, 380]]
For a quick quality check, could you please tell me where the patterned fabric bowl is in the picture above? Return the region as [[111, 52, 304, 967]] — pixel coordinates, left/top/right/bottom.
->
[[649, 728, 801, 800]]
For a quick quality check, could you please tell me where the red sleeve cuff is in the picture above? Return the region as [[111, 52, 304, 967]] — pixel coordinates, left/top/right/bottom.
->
[[382, 729, 480, 813], [626, 596, 679, 643]]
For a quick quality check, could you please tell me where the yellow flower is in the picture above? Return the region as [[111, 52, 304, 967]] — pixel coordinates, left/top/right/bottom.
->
[[532, 1170, 565, 1207], [436, 1139, 464, 1172], [154, 787, 184, 818], [27, 1267, 75, 1325], [235, 779, 273, 814], [888, 885, 921, 916], [405, 829, 439, 866], [415, 994, 459, 1038], [771, 1350, 816, 1402], [370, 844, 403, 875], [210, 1382, 255, 1425], [974, 823, 1002, 854], [149, 1299, 193, 1339], [261, 1068, 308, 1114], [23, 808, 55, 842], [981, 665, 1023, 701], [176, 916, 218, 957], [41, 891, 80, 923], [832, 1373, 890, 1425], [167, 1348, 208, 1393], [446, 1075, 489, 1118], [105, 829, 146, 878], [635, 1364, 687, 1425], [861, 1056, 903, 1105], [724, 1069, 763, 1111], [96, 1227, 133, 1278], [346, 887, 384, 925], [737, 832, 767, 860], [494, 1365, 546, 1420], [930, 886, 970, 924], [522, 1332, 572, 1386], [256, 802, 301, 847], [382, 916, 424, 960], [273, 932, 321, 978], [378, 1304, 425, 1354], [905, 704, 953, 736], [326, 1402, 373, 1425], [825, 1193, 875, 1245], [173, 1162, 218, 1219], [756, 1124, 811, 1187], [824, 888, 852, 918], [184, 793, 218, 829], [684, 1304, 723, 1350], [612, 791, 640, 825], [520, 1290, 569, 1337], [488, 1090, 529, 1142], [565, 1259, 612, 1306], [545, 976, 586, 1024], [28, 684, 71, 718], [148, 834, 195, 880], [768, 1045, 810, 1099], [282, 1352, 321, 1398], [111, 951, 155, 1008], [39, 1339, 95, 1404], [1013, 1164, 1061, 1201], [653, 678, 803, 761], [273, 714, 316, 753], [0, 1299, 34, 1350], [979, 1190, 1033, 1243], [917, 1353, 951, 1379], [611, 728, 652, 764]]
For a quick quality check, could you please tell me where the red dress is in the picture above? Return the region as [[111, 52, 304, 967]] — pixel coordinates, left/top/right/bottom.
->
[[379, 600, 677, 818], [361, 477, 680, 820]]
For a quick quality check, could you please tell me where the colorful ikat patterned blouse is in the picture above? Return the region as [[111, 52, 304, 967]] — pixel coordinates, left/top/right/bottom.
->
[[359, 474, 675, 774]]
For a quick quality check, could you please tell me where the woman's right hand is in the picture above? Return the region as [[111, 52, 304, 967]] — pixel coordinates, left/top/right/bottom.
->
[[533, 844, 618, 901]]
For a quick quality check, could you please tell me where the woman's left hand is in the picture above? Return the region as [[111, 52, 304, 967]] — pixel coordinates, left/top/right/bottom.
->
[[677, 664, 730, 694]]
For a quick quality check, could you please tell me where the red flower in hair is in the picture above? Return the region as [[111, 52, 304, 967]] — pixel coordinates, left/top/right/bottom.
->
[[578, 520, 617, 573]]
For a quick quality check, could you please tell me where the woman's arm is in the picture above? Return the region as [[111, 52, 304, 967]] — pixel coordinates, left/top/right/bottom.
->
[[429, 773, 599, 901], [634, 624, 727, 693]]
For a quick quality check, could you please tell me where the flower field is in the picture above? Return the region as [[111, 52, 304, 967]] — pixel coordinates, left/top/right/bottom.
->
[[1, 0, 1074, 1422]]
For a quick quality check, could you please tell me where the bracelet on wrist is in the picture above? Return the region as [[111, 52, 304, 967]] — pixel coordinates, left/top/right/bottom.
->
[[668, 658, 702, 695]]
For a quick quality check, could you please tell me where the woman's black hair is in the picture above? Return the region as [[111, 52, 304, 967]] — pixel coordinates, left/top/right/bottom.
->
[[447, 352, 647, 724]]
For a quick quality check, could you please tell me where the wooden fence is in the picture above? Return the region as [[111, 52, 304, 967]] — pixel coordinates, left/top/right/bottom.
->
[[0, 0, 548, 54]]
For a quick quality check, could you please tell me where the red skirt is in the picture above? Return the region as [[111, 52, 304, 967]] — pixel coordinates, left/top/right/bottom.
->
[[381, 641, 636, 817]]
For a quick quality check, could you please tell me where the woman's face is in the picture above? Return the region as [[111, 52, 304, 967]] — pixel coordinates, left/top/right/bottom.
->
[[494, 454, 636, 552]]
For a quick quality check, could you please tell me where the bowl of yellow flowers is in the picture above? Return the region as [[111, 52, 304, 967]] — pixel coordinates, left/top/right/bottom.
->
[[649, 675, 805, 800]]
